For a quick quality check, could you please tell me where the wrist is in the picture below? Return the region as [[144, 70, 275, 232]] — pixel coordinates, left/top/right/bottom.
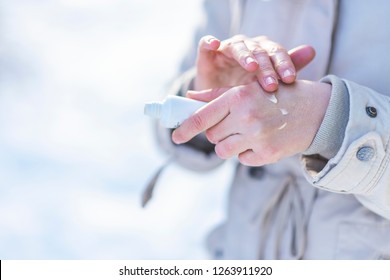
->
[[280, 79, 331, 153], [303, 75, 350, 158]]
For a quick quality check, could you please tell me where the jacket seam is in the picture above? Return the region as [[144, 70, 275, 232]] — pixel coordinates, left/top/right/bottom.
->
[[364, 125, 390, 194]]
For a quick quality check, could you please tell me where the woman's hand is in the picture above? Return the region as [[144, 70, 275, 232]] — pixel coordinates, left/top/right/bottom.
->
[[172, 80, 331, 166], [194, 35, 316, 92]]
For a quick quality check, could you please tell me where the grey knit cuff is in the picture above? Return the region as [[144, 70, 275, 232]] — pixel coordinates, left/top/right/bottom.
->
[[303, 75, 350, 159]]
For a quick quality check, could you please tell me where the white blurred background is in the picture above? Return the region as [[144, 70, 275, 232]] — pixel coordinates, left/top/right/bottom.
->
[[0, 0, 234, 259]]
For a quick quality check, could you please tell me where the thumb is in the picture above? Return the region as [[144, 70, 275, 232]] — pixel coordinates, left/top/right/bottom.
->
[[198, 35, 221, 54], [186, 87, 230, 102], [288, 45, 316, 72]]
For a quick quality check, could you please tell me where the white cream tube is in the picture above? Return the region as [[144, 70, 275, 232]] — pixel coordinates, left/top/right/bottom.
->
[[144, 95, 207, 128]]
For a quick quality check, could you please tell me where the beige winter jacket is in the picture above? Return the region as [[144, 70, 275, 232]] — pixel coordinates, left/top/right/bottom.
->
[[155, 0, 390, 259]]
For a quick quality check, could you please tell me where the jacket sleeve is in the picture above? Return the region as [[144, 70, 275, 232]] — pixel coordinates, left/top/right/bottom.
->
[[302, 76, 390, 220], [179, 0, 236, 73], [154, 0, 234, 172]]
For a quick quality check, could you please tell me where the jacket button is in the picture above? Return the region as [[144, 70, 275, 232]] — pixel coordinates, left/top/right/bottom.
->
[[356, 146, 375, 161], [214, 249, 223, 259], [248, 166, 265, 179], [366, 106, 377, 118]]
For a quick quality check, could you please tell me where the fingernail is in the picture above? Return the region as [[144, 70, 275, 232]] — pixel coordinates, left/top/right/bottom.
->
[[265, 76, 277, 86], [245, 56, 256, 65], [207, 36, 216, 43], [282, 68, 295, 79]]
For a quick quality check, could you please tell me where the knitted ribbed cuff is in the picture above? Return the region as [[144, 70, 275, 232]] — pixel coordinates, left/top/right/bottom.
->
[[303, 75, 350, 159]]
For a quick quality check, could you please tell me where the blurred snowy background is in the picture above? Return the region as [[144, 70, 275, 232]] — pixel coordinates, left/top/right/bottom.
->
[[0, 0, 234, 259]]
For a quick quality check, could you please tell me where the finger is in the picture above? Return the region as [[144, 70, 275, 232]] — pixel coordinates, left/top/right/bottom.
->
[[246, 41, 279, 92], [205, 114, 238, 144], [186, 87, 230, 102], [268, 45, 296, 84], [198, 35, 221, 53], [238, 144, 281, 166], [172, 89, 231, 144], [289, 45, 316, 72], [237, 149, 266, 166], [220, 39, 259, 72], [255, 37, 297, 84], [214, 134, 248, 159]]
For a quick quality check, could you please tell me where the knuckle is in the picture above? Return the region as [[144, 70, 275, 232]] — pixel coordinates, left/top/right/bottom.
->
[[241, 109, 257, 125], [215, 143, 233, 159], [229, 89, 245, 105], [254, 56, 276, 73], [238, 148, 274, 166], [189, 113, 206, 132], [251, 47, 267, 56], [258, 63, 275, 74], [242, 106, 261, 126], [236, 87, 252, 100], [205, 129, 218, 144], [269, 46, 287, 55], [274, 60, 290, 69], [225, 35, 245, 47], [237, 50, 251, 61], [231, 34, 247, 41], [275, 62, 295, 78]]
